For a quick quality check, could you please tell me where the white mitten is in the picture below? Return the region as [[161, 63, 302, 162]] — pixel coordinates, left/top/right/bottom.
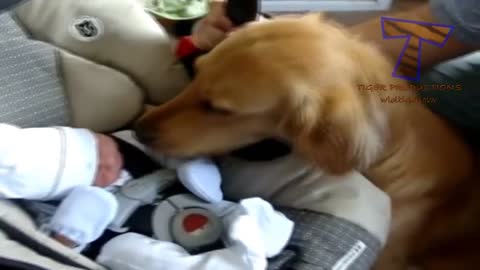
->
[[176, 159, 223, 203], [48, 186, 118, 247], [237, 198, 294, 258], [153, 156, 224, 203]]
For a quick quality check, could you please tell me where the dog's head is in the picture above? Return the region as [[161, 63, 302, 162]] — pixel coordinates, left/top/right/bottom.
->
[[136, 14, 393, 174]]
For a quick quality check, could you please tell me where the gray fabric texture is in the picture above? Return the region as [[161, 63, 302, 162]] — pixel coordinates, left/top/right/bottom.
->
[[431, 0, 480, 46], [268, 208, 381, 270], [417, 51, 480, 144], [0, 0, 25, 12], [0, 12, 69, 128]]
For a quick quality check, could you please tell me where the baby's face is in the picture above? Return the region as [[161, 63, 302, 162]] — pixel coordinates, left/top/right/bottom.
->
[[93, 133, 124, 187]]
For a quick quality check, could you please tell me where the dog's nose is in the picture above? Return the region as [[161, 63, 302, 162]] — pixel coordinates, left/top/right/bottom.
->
[[133, 123, 157, 145], [135, 131, 154, 145]]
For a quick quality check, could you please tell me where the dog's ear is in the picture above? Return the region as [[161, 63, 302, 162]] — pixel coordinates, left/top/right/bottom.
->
[[281, 83, 386, 175]]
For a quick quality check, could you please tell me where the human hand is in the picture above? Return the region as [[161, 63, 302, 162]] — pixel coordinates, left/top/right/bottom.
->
[[192, 0, 234, 50], [93, 134, 123, 187]]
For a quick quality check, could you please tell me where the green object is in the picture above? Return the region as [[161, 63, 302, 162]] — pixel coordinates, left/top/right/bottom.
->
[[145, 0, 209, 20]]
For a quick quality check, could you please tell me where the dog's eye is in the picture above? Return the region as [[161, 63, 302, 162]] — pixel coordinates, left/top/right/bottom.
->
[[201, 101, 233, 115]]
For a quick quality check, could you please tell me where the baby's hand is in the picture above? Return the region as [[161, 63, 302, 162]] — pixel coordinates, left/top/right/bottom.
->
[[93, 134, 123, 188], [192, 0, 233, 50], [53, 233, 77, 248]]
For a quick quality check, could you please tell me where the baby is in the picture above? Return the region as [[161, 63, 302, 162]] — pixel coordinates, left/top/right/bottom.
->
[[0, 123, 227, 250], [47, 132, 126, 249], [0, 0, 239, 249], [0, 123, 133, 249], [0, 123, 296, 270]]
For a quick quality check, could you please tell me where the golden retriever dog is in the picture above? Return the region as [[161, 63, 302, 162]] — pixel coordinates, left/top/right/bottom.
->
[[135, 14, 480, 269]]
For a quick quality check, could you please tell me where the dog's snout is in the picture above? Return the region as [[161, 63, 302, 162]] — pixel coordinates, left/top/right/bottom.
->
[[133, 122, 157, 145], [134, 130, 154, 145]]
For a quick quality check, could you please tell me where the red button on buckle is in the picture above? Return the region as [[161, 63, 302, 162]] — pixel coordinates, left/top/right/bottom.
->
[[183, 213, 209, 233]]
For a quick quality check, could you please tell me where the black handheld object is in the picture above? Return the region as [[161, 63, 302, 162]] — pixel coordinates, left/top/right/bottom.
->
[[179, 0, 261, 78], [175, 0, 260, 37], [226, 0, 260, 26]]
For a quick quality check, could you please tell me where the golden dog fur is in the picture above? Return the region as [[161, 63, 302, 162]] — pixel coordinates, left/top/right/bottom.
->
[[136, 14, 480, 269]]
